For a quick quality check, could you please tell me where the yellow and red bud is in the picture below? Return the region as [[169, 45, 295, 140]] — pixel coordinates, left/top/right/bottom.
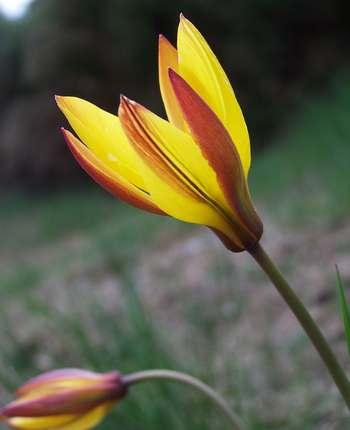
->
[[0, 368, 127, 430]]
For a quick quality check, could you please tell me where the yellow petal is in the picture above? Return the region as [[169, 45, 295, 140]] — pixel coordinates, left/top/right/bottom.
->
[[7, 414, 75, 429], [16, 369, 105, 397], [118, 96, 245, 247], [121, 96, 234, 211], [57, 403, 113, 430], [17, 377, 100, 400], [138, 167, 242, 246], [163, 70, 263, 249], [177, 15, 250, 175], [62, 129, 163, 214], [7, 404, 113, 430], [55, 96, 147, 191], [158, 35, 186, 131]]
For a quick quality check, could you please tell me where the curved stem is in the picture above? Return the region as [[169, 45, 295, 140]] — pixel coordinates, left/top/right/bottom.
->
[[249, 242, 350, 410], [123, 369, 243, 430]]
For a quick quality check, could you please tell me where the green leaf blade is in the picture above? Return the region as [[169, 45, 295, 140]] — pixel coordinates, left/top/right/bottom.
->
[[336, 265, 350, 359]]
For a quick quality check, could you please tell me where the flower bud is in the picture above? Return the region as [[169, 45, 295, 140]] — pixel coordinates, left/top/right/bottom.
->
[[0, 368, 127, 430]]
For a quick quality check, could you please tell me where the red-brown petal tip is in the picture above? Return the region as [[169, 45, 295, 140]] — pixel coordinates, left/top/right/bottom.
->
[[119, 94, 128, 106], [168, 67, 177, 81], [119, 95, 130, 116], [119, 96, 144, 119], [158, 34, 172, 45], [60, 127, 73, 144], [119, 94, 136, 107]]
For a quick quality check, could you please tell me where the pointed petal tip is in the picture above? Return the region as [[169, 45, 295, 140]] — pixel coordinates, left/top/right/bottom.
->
[[179, 13, 190, 25], [55, 94, 63, 106], [167, 67, 177, 80], [119, 95, 134, 114], [168, 68, 186, 92], [118, 95, 133, 120], [158, 33, 171, 49], [55, 95, 71, 111], [60, 128, 75, 148], [158, 33, 172, 44], [119, 95, 141, 115], [119, 95, 129, 114], [60, 129, 79, 152], [60, 127, 69, 138], [119, 94, 134, 105], [55, 94, 70, 103]]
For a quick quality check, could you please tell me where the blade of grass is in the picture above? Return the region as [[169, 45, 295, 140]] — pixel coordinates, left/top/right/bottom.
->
[[335, 265, 350, 358]]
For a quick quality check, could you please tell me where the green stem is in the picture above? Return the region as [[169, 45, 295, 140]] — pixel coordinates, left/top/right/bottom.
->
[[249, 242, 350, 410], [123, 369, 244, 430]]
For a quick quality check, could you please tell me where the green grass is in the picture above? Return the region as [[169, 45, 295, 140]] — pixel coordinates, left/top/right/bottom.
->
[[1, 72, 350, 429]]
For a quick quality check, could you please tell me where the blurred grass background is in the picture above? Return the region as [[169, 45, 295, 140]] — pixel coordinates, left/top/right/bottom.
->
[[1, 1, 350, 429]]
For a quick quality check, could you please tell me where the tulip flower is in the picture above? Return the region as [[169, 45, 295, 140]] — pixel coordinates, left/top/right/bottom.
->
[[0, 369, 127, 429], [1, 368, 243, 430], [56, 15, 262, 252], [54, 15, 350, 413]]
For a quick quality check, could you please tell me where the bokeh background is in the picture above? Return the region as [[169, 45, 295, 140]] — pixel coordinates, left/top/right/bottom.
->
[[1, 0, 350, 428]]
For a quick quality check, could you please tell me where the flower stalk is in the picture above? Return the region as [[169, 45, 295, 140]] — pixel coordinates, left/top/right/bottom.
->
[[249, 243, 350, 410], [0, 368, 243, 430], [123, 369, 243, 430], [53, 12, 350, 418]]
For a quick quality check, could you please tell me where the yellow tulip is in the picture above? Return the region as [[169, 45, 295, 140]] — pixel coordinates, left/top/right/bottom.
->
[[56, 15, 262, 252], [0, 369, 126, 430]]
